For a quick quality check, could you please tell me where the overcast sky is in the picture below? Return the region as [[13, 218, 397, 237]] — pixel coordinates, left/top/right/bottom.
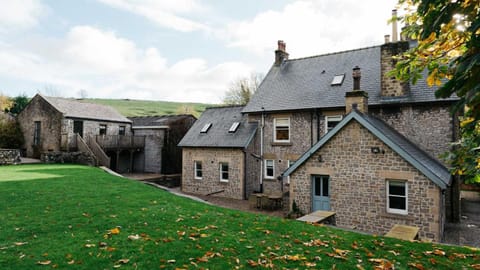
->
[[0, 0, 399, 103]]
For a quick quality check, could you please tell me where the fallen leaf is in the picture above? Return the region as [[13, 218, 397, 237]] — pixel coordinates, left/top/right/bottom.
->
[[471, 264, 480, 270], [14, 242, 28, 246], [117, 259, 129, 264], [82, 213, 90, 217], [177, 231, 185, 237], [167, 259, 176, 263], [106, 247, 116, 252], [110, 228, 120, 234], [408, 263, 425, 270], [68, 260, 75, 265], [433, 249, 445, 256], [84, 244, 95, 248], [36, 260, 51, 265], [128, 234, 140, 240], [356, 264, 365, 270], [429, 258, 437, 265], [388, 250, 400, 256]]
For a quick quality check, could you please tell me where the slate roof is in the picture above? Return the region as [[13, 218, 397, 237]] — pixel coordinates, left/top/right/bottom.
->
[[178, 106, 257, 148], [41, 95, 131, 123], [243, 44, 457, 113], [282, 110, 451, 189], [129, 115, 195, 128]]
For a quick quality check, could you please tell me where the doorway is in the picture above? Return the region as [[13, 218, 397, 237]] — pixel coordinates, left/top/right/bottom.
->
[[312, 175, 330, 211]]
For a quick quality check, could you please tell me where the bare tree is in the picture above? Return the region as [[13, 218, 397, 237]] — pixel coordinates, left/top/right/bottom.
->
[[223, 72, 263, 105]]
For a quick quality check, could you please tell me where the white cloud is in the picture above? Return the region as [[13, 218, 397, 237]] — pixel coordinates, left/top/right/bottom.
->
[[0, 0, 46, 32], [0, 25, 252, 103], [222, 0, 399, 58], [97, 0, 209, 32]]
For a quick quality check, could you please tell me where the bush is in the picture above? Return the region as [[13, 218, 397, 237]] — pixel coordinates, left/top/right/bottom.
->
[[0, 118, 24, 149]]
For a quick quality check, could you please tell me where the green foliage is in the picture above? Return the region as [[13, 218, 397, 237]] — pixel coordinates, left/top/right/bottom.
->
[[0, 118, 24, 149], [223, 73, 263, 105], [81, 98, 211, 118], [393, 0, 480, 183], [6, 95, 29, 115], [0, 164, 479, 269]]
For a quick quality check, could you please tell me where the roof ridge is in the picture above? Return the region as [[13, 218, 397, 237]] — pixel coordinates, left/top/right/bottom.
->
[[287, 44, 382, 62], [206, 105, 245, 110]]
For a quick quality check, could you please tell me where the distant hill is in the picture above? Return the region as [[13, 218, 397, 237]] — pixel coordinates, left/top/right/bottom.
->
[[79, 98, 214, 118]]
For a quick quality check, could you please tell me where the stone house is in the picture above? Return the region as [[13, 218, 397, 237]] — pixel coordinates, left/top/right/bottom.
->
[[129, 115, 196, 174], [17, 94, 194, 174], [178, 106, 260, 200], [238, 39, 459, 241]]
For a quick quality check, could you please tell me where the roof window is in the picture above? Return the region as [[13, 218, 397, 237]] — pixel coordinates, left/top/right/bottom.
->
[[200, 123, 212, 133], [228, 122, 240, 133], [331, 74, 345, 86]]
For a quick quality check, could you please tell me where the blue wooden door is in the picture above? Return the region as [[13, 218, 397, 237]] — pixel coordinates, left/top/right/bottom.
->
[[312, 175, 330, 211]]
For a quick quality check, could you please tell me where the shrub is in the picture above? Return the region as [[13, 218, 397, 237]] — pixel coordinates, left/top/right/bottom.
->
[[0, 117, 24, 149]]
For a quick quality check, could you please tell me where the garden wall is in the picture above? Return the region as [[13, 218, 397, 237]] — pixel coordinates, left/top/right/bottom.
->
[[0, 149, 21, 165]]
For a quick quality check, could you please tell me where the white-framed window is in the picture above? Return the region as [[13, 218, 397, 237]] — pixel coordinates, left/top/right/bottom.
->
[[387, 180, 408, 215], [194, 161, 202, 180], [325, 115, 343, 134], [99, 124, 107, 135], [274, 118, 290, 142], [264, 159, 274, 179], [331, 74, 345, 86], [286, 160, 293, 184], [219, 162, 229, 182], [229, 122, 240, 133]]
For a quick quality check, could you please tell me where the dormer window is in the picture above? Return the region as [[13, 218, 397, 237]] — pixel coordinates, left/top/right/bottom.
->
[[229, 122, 240, 133], [331, 74, 345, 86], [200, 123, 212, 133]]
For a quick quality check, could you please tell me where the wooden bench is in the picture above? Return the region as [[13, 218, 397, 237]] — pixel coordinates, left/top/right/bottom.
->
[[297, 211, 336, 224], [385, 224, 419, 241]]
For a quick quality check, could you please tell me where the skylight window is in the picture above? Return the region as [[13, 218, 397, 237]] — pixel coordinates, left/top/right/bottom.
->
[[200, 123, 212, 133], [331, 74, 345, 86], [228, 122, 240, 133]]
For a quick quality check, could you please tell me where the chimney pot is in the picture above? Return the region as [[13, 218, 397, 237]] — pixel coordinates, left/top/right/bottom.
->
[[392, 9, 398, 42], [277, 40, 286, 52], [353, 66, 361, 90], [384, 34, 390, 43], [275, 40, 289, 66]]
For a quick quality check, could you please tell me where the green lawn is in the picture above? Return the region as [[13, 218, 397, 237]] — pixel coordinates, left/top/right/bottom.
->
[[80, 98, 213, 118], [0, 165, 478, 269]]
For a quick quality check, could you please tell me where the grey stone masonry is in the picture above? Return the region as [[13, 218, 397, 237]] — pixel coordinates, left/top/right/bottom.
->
[[182, 147, 246, 200], [289, 121, 443, 241], [380, 42, 410, 97], [0, 149, 21, 165]]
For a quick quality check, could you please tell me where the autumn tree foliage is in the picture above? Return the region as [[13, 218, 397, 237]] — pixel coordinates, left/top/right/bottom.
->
[[223, 73, 263, 105], [393, 0, 480, 183]]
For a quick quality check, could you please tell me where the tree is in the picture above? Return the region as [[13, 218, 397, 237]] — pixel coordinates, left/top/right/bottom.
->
[[7, 95, 29, 115], [223, 73, 263, 105], [392, 0, 480, 183], [0, 93, 13, 112], [0, 119, 24, 149]]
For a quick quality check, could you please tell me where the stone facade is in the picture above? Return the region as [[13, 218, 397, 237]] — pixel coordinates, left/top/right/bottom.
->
[[182, 145, 260, 200], [17, 96, 63, 158], [370, 104, 454, 159], [289, 121, 443, 241], [0, 149, 21, 165]]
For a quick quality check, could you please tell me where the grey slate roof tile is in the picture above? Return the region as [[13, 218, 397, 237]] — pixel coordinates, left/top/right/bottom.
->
[[129, 115, 195, 127], [41, 95, 131, 123], [243, 45, 456, 113], [178, 106, 257, 148]]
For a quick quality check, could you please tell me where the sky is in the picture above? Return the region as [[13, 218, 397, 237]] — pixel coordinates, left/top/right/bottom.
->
[[0, 0, 400, 104]]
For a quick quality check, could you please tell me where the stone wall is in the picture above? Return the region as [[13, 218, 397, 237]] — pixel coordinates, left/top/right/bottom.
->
[[17, 95, 63, 158], [370, 104, 454, 160], [41, 151, 96, 166], [290, 121, 443, 242], [0, 149, 21, 165], [182, 147, 245, 200]]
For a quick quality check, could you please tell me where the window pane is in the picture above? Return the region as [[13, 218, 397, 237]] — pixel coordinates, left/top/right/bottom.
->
[[266, 167, 273, 176], [276, 128, 289, 140], [389, 196, 406, 210], [322, 177, 329, 197], [275, 118, 289, 126], [389, 182, 406, 196], [265, 160, 274, 177], [314, 177, 321, 196], [222, 172, 229, 179]]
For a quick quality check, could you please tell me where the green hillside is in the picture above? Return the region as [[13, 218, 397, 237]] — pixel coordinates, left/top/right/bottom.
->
[[80, 98, 214, 118]]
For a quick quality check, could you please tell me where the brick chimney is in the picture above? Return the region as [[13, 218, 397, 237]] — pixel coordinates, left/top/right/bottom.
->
[[275, 40, 289, 66], [345, 66, 368, 114]]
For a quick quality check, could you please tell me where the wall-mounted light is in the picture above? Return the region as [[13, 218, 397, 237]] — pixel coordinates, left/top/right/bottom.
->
[[371, 147, 385, 154], [318, 155, 323, 162]]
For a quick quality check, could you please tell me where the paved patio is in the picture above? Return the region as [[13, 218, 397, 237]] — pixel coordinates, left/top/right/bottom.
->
[[444, 196, 480, 248]]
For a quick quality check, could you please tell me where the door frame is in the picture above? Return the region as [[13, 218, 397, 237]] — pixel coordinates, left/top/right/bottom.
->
[[312, 175, 331, 211]]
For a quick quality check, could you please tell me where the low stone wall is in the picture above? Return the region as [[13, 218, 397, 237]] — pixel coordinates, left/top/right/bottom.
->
[[0, 149, 21, 165], [41, 151, 96, 166]]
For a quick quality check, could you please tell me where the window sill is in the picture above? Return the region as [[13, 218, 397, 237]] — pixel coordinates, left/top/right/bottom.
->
[[220, 180, 229, 183], [263, 178, 276, 182], [271, 142, 292, 146], [379, 212, 414, 221]]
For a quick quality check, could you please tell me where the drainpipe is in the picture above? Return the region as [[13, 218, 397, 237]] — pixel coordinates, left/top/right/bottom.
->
[[243, 148, 247, 200], [310, 110, 313, 147], [260, 109, 265, 193], [316, 109, 320, 142]]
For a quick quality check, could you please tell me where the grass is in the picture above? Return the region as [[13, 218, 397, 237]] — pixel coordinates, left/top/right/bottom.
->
[[0, 165, 478, 269], [80, 98, 213, 118]]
